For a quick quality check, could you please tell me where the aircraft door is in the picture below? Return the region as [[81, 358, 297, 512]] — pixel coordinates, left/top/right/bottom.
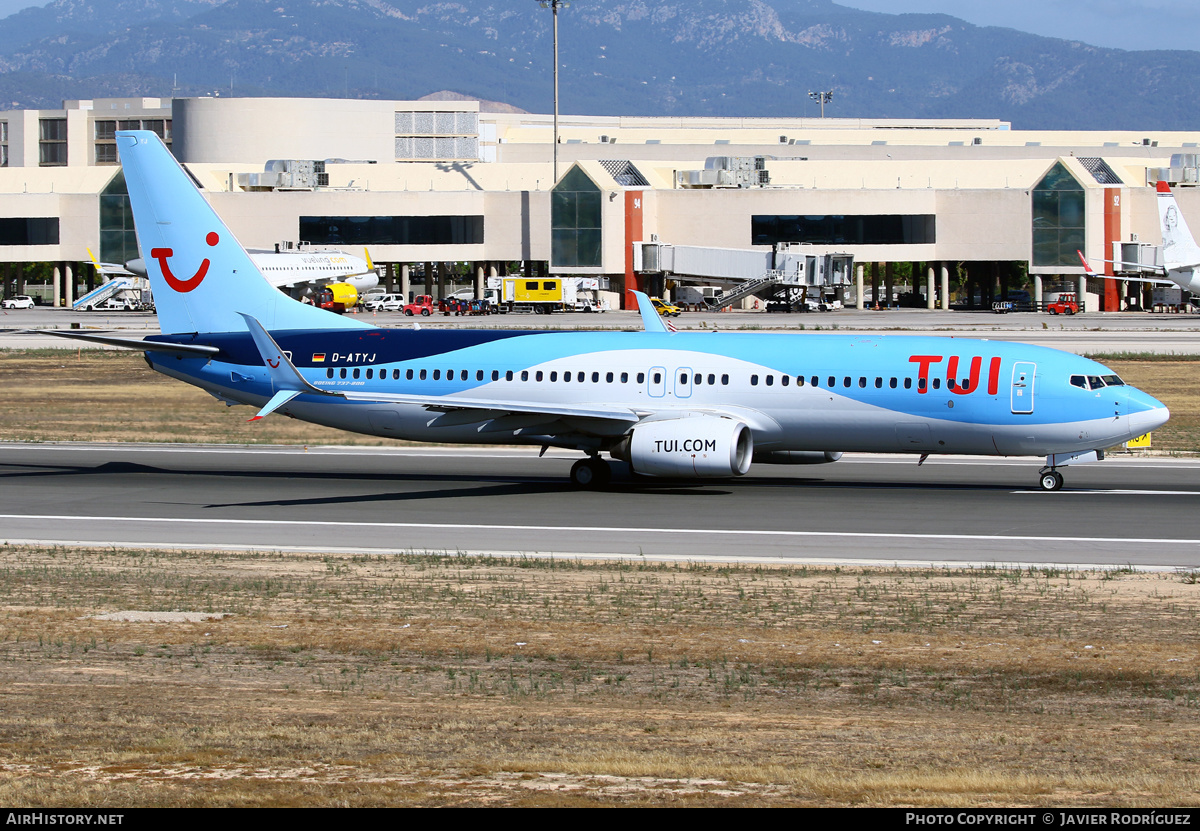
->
[[674, 367, 693, 399], [648, 366, 666, 398], [1011, 362, 1035, 414]]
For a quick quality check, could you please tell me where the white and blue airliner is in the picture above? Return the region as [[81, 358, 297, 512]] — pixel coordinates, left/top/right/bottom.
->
[[52, 131, 1169, 491]]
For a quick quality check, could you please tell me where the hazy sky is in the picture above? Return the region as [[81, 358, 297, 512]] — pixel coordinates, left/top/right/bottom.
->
[[0, 0, 1195, 53], [839, 0, 1200, 52]]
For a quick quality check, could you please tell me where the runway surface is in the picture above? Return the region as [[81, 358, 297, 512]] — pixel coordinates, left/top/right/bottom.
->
[[1, 443, 1197, 570]]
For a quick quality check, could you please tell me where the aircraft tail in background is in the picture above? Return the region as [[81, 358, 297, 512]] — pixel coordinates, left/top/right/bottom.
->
[[116, 130, 370, 335]]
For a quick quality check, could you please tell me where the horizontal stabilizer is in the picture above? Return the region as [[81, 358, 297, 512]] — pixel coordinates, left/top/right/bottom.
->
[[249, 389, 301, 422], [32, 329, 220, 356]]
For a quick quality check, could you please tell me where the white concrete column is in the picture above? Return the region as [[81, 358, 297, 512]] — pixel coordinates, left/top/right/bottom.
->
[[855, 264, 865, 310], [475, 262, 485, 300], [940, 263, 950, 311], [926, 264, 935, 310], [64, 263, 73, 308], [1078, 275, 1088, 312], [400, 264, 410, 301], [1033, 274, 1043, 307], [52, 264, 61, 308]]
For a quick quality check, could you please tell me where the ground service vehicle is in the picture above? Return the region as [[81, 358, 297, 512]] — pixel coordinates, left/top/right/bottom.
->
[[503, 278, 562, 313], [1047, 293, 1079, 315], [403, 295, 435, 316], [50, 131, 1170, 494]]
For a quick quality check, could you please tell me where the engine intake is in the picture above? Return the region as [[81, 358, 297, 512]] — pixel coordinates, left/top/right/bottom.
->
[[611, 416, 753, 478]]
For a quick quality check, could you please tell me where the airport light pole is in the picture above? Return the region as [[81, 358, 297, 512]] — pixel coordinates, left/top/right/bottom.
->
[[808, 90, 833, 118], [539, 0, 568, 183]]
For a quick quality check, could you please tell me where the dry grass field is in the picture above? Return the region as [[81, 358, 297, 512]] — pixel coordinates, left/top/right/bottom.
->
[[0, 547, 1198, 807], [0, 349, 1198, 806]]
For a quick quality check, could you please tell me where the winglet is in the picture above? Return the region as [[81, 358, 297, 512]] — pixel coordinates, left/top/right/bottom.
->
[[632, 291, 670, 334], [1157, 180, 1172, 194], [1076, 250, 1098, 277], [364, 247, 375, 270]]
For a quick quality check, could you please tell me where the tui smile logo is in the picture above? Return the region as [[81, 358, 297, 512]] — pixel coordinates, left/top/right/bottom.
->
[[151, 232, 219, 293]]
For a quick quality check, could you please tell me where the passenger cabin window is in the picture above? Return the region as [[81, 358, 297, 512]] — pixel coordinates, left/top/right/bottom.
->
[[433, 370, 440, 380], [476, 370, 484, 381], [904, 378, 912, 389], [750, 375, 759, 386], [917, 378, 926, 391], [506, 371, 514, 381], [326, 368, 334, 379], [607, 372, 614, 383], [550, 371, 558, 382], [353, 369, 360, 379], [491, 370, 500, 381], [843, 377, 851, 387], [721, 374, 729, 385], [521, 370, 529, 381], [407, 369, 414, 380], [781, 375, 789, 387], [366, 369, 373, 379], [620, 372, 629, 383], [858, 377, 866, 388], [537, 371, 544, 382], [393, 369, 401, 380], [932, 378, 941, 390], [420, 369, 427, 380], [652, 372, 661, 384], [765, 375, 774, 386], [638, 373, 646, 384]]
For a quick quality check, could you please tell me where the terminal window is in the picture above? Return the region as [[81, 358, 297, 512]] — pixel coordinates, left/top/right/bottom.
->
[[551, 167, 602, 268], [0, 217, 59, 245], [299, 215, 484, 246], [1032, 162, 1085, 267], [39, 118, 67, 166], [751, 214, 935, 246]]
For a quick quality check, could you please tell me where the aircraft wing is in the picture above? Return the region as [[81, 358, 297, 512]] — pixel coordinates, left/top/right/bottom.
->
[[338, 389, 642, 426]]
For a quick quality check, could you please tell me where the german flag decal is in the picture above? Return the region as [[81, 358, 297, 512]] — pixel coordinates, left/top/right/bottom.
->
[[312, 353, 326, 363]]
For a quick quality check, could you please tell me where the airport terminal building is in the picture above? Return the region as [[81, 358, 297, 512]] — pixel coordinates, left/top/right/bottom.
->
[[2, 95, 1199, 311]]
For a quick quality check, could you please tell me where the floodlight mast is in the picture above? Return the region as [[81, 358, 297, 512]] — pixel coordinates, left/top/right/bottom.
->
[[808, 90, 834, 118], [539, 0, 569, 183]]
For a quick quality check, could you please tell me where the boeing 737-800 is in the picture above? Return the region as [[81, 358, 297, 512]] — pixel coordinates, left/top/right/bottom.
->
[[47, 132, 1169, 492]]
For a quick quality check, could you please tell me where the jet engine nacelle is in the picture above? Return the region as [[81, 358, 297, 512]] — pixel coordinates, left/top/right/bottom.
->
[[753, 450, 843, 465], [612, 416, 753, 478]]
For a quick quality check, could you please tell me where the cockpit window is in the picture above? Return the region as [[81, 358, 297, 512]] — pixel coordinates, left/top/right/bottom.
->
[[1087, 375, 1105, 389], [1102, 374, 1125, 386], [1070, 375, 1087, 389]]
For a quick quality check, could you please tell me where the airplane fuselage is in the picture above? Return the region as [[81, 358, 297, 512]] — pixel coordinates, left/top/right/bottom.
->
[[148, 328, 1165, 459]]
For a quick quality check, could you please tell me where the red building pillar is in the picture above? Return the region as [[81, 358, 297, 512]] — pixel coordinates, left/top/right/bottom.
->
[[623, 190, 644, 310], [1104, 189, 1122, 312]]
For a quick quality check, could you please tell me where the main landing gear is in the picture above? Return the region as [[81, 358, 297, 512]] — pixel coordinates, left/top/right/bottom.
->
[[1038, 467, 1065, 491], [570, 456, 612, 489]]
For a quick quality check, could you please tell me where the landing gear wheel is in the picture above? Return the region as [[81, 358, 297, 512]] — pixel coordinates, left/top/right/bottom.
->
[[1039, 470, 1064, 491], [570, 457, 611, 489]]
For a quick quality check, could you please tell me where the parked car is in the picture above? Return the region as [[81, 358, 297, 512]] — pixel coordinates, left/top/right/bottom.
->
[[2, 295, 35, 309], [651, 298, 681, 317], [364, 293, 404, 312]]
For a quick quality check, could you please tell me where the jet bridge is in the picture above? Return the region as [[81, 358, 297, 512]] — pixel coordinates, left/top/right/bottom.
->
[[635, 241, 853, 309]]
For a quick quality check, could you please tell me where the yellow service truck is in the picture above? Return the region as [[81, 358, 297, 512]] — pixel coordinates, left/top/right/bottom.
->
[[503, 277, 564, 314]]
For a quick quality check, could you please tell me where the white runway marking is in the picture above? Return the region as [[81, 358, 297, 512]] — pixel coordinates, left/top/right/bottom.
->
[[3, 514, 1198, 548]]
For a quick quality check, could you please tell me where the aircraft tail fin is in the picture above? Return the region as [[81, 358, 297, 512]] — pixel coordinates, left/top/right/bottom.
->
[[116, 130, 370, 335], [1156, 181, 1200, 270]]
